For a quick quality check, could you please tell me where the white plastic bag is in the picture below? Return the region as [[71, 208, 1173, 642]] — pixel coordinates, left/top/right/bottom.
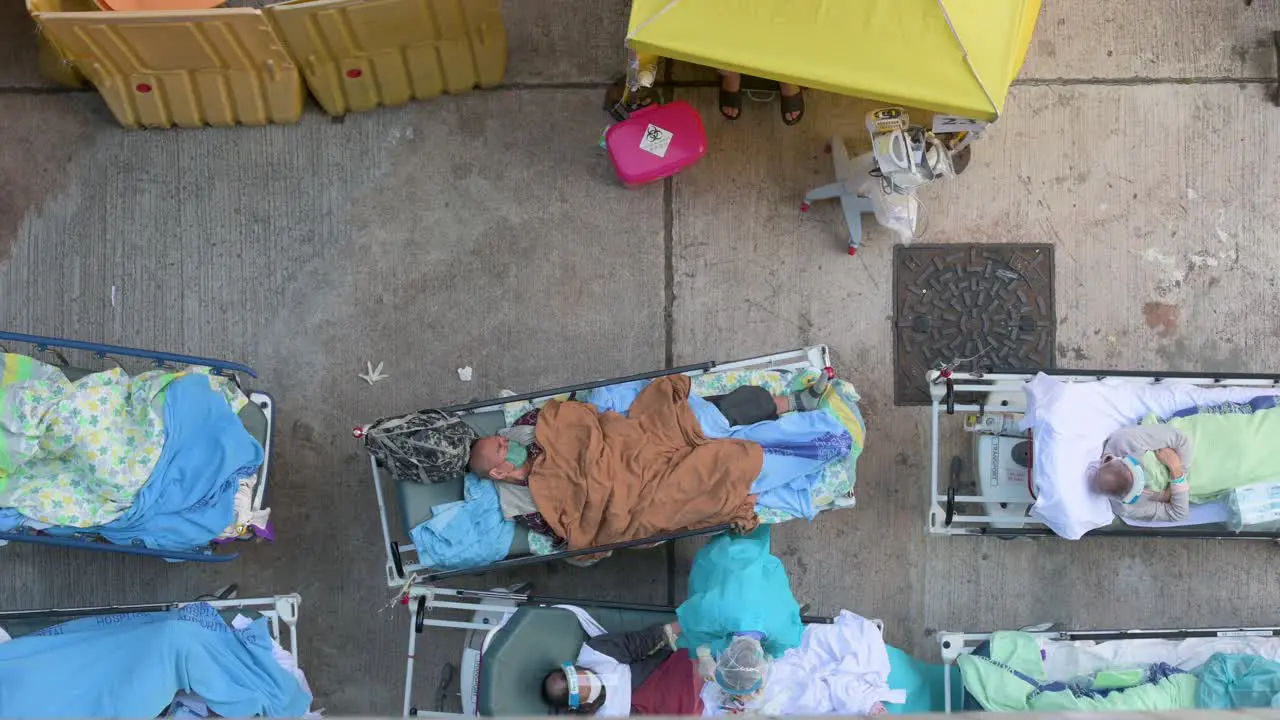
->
[[859, 178, 919, 242]]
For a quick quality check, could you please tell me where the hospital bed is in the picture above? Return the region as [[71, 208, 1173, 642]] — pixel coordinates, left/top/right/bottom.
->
[[939, 623, 1280, 713], [0, 590, 306, 717], [0, 331, 275, 561], [399, 585, 839, 718], [926, 367, 1280, 540], [359, 344, 864, 585]]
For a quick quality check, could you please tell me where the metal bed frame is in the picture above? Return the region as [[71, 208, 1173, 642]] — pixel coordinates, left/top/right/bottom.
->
[[0, 330, 275, 561], [361, 345, 834, 585], [938, 623, 1280, 713], [926, 366, 1280, 540]]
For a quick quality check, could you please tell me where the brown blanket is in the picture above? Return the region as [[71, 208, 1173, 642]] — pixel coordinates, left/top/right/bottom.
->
[[528, 375, 763, 550]]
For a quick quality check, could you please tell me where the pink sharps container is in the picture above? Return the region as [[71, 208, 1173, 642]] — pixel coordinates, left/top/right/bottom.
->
[[605, 100, 707, 187]]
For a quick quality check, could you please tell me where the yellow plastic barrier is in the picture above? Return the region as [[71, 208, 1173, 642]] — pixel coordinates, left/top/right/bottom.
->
[[266, 0, 507, 117], [28, 0, 304, 128], [26, 0, 508, 129]]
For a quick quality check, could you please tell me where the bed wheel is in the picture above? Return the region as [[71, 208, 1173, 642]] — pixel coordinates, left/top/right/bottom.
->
[[943, 456, 961, 527], [415, 596, 427, 634], [391, 541, 406, 579]]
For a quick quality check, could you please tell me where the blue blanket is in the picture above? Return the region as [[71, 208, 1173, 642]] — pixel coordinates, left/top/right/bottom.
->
[[1197, 652, 1280, 709], [410, 473, 515, 569], [45, 374, 263, 551], [590, 380, 851, 519], [0, 603, 310, 718]]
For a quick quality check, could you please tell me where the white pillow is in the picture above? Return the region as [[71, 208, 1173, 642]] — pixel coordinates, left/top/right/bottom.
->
[[1025, 375, 1114, 539]]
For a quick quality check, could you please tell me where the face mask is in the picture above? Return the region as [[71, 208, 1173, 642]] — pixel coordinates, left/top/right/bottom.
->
[[1119, 456, 1146, 504], [504, 441, 529, 469]]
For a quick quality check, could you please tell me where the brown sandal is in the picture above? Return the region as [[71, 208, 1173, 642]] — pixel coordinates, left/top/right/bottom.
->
[[719, 87, 742, 120], [780, 89, 805, 126]]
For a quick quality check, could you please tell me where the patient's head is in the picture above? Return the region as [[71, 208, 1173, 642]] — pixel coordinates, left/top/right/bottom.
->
[[543, 666, 605, 714], [1091, 455, 1134, 498], [468, 435, 527, 483]]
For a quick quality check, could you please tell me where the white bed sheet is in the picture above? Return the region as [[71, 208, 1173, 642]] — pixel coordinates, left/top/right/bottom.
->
[[1023, 373, 1280, 539], [1041, 635, 1280, 680]]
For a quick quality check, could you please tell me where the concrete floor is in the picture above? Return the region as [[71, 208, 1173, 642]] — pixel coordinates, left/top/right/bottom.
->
[[3, 0, 1280, 714]]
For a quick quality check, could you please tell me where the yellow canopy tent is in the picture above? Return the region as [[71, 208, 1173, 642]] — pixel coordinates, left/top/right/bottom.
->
[[625, 0, 1040, 121]]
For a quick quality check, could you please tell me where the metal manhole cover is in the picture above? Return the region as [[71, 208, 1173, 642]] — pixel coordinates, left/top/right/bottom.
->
[[892, 244, 1056, 406]]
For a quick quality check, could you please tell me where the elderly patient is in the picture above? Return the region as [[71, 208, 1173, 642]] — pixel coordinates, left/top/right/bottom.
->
[[470, 384, 826, 544], [1090, 424, 1194, 522]]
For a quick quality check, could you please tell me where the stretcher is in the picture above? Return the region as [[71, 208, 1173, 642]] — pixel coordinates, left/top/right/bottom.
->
[[399, 585, 839, 718], [359, 344, 864, 585], [0, 330, 275, 561], [939, 623, 1280, 713], [0, 589, 305, 717], [926, 367, 1280, 540]]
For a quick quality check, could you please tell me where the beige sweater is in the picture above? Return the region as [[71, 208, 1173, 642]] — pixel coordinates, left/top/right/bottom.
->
[[1101, 425, 1194, 523]]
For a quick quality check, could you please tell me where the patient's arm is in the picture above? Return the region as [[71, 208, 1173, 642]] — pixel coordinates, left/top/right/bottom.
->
[[1103, 425, 1195, 467], [1116, 483, 1191, 523], [585, 624, 670, 664]]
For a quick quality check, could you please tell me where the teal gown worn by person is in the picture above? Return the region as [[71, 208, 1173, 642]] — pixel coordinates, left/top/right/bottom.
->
[[675, 525, 803, 657]]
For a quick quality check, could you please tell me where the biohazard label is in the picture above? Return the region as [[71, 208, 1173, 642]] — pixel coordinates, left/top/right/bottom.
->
[[639, 123, 673, 157]]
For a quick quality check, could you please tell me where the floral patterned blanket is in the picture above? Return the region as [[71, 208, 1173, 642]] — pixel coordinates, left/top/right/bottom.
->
[[0, 354, 245, 528]]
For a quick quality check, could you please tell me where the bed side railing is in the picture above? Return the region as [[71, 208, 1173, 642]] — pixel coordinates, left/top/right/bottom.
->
[[0, 330, 257, 378]]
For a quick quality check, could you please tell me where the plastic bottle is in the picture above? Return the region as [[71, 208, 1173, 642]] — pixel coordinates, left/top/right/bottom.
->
[[628, 51, 660, 89]]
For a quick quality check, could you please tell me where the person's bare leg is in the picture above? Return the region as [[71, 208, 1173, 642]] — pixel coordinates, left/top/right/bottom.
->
[[773, 395, 792, 416], [779, 82, 803, 124], [720, 71, 742, 119]]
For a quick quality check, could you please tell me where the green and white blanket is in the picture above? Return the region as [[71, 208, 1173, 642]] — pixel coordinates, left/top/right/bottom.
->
[[959, 631, 1199, 712], [1137, 395, 1280, 502], [0, 354, 245, 527]]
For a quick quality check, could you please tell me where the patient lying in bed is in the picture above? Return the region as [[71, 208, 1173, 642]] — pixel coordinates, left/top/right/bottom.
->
[[468, 378, 843, 549], [1090, 425, 1194, 523]]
